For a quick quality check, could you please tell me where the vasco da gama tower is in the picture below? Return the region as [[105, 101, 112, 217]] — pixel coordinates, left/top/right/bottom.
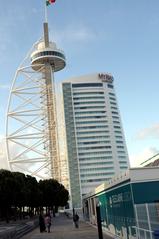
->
[[62, 73, 130, 208], [6, 16, 66, 181]]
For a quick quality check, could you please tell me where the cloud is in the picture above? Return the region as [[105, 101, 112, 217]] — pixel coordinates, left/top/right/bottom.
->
[[0, 137, 10, 170], [135, 123, 159, 140], [51, 24, 97, 45], [129, 147, 159, 167]]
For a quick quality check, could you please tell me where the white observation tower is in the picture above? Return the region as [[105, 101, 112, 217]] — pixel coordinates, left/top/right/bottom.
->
[[6, 21, 66, 180]]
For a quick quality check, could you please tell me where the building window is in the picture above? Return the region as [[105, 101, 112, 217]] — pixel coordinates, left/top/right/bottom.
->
[[116, 140, 124, 144], [74, 101, 105, 105], [109, 92, 115, 96], [120, 166, 128, 169], [72, 83, 103, 88], [73, 92, 104, 96], [112, 111, 118, 115], [109, 97, 116, 101], [114, 126, 121, 129], [112, 116, 119, 119], [108, 84, 114, 89], [117, 146, 124, 149]]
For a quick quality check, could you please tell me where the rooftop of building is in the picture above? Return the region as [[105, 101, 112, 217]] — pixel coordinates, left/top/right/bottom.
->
[[140, 153, 159, 167], [83, 167, 159, 199], [62, 72, 114, 84]]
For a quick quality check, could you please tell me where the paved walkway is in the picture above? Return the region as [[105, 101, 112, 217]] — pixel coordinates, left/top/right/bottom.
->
[[21, 213, 113, 239]]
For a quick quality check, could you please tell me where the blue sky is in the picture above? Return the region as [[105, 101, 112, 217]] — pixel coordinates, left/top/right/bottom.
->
[[1, 0, 159, 167]]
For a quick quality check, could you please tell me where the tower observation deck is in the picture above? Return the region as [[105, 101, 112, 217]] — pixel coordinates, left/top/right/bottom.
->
[[6, 22, 66, 180], [31, 23, 65, 72]]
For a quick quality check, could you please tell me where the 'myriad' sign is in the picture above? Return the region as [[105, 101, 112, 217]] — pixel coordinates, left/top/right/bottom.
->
[[98, 73, 113, 83]]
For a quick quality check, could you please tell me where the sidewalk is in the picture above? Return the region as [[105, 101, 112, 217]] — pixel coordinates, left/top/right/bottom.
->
[[21, 213, 113, 239]]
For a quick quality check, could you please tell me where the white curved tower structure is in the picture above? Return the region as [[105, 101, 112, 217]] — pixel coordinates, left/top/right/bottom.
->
[[6, 23, 66, 180]]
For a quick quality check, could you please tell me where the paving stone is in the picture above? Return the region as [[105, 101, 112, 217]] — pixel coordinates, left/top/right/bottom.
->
[[21, 213, 113, 239]]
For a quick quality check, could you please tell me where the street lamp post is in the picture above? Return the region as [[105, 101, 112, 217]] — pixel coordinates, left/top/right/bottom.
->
[[96, 199, 103, 239]]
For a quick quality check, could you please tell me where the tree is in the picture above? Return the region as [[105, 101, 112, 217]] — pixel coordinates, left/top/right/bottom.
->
[[0, 170, 15, 222], [24, 175, 39, 217], [54, 184, 69, 207], [0, 169, 69, 221], [12, 172, 26, 220], [39, 179, 69, 210]]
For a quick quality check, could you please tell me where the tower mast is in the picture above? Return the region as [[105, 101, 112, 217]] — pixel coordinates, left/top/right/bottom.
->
[[30, 20, 66, 180], [43, 22, 59, 179]]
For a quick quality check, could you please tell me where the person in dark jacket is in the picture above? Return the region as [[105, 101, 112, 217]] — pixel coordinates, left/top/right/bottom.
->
[[73, 212, 79, 228], [39, 213, 46, 233]]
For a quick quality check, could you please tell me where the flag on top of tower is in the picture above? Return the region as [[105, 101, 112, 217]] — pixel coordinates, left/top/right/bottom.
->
[[46, 0, 56, 6]]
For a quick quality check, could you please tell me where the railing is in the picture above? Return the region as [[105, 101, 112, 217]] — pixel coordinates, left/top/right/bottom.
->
[[133, 226, 154, 239], [134, 203, 159, 239]]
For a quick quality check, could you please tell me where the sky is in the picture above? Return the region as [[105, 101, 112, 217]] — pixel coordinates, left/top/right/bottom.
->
[[1, 0, 159, 168]]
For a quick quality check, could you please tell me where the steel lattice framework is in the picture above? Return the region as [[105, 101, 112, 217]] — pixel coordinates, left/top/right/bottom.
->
[[6, 23, 66, 180]]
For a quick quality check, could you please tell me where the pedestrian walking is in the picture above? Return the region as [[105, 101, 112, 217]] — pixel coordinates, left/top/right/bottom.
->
[[73, 212, 79, 228], [45, 213, 52, 233], [39, 213, 46, 233]]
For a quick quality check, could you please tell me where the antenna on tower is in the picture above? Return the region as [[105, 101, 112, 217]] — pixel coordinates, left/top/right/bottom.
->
[[43, 22, 49, 47], [44, 0, 56, 23], [43, 0, 56, 47], [44, 0, 48, 23]]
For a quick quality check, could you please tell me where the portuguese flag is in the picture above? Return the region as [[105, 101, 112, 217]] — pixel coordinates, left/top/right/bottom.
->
[[46, 0, 56, 6]]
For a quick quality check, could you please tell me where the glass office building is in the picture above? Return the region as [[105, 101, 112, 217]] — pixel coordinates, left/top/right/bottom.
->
[[62, 73, 130, 208]]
